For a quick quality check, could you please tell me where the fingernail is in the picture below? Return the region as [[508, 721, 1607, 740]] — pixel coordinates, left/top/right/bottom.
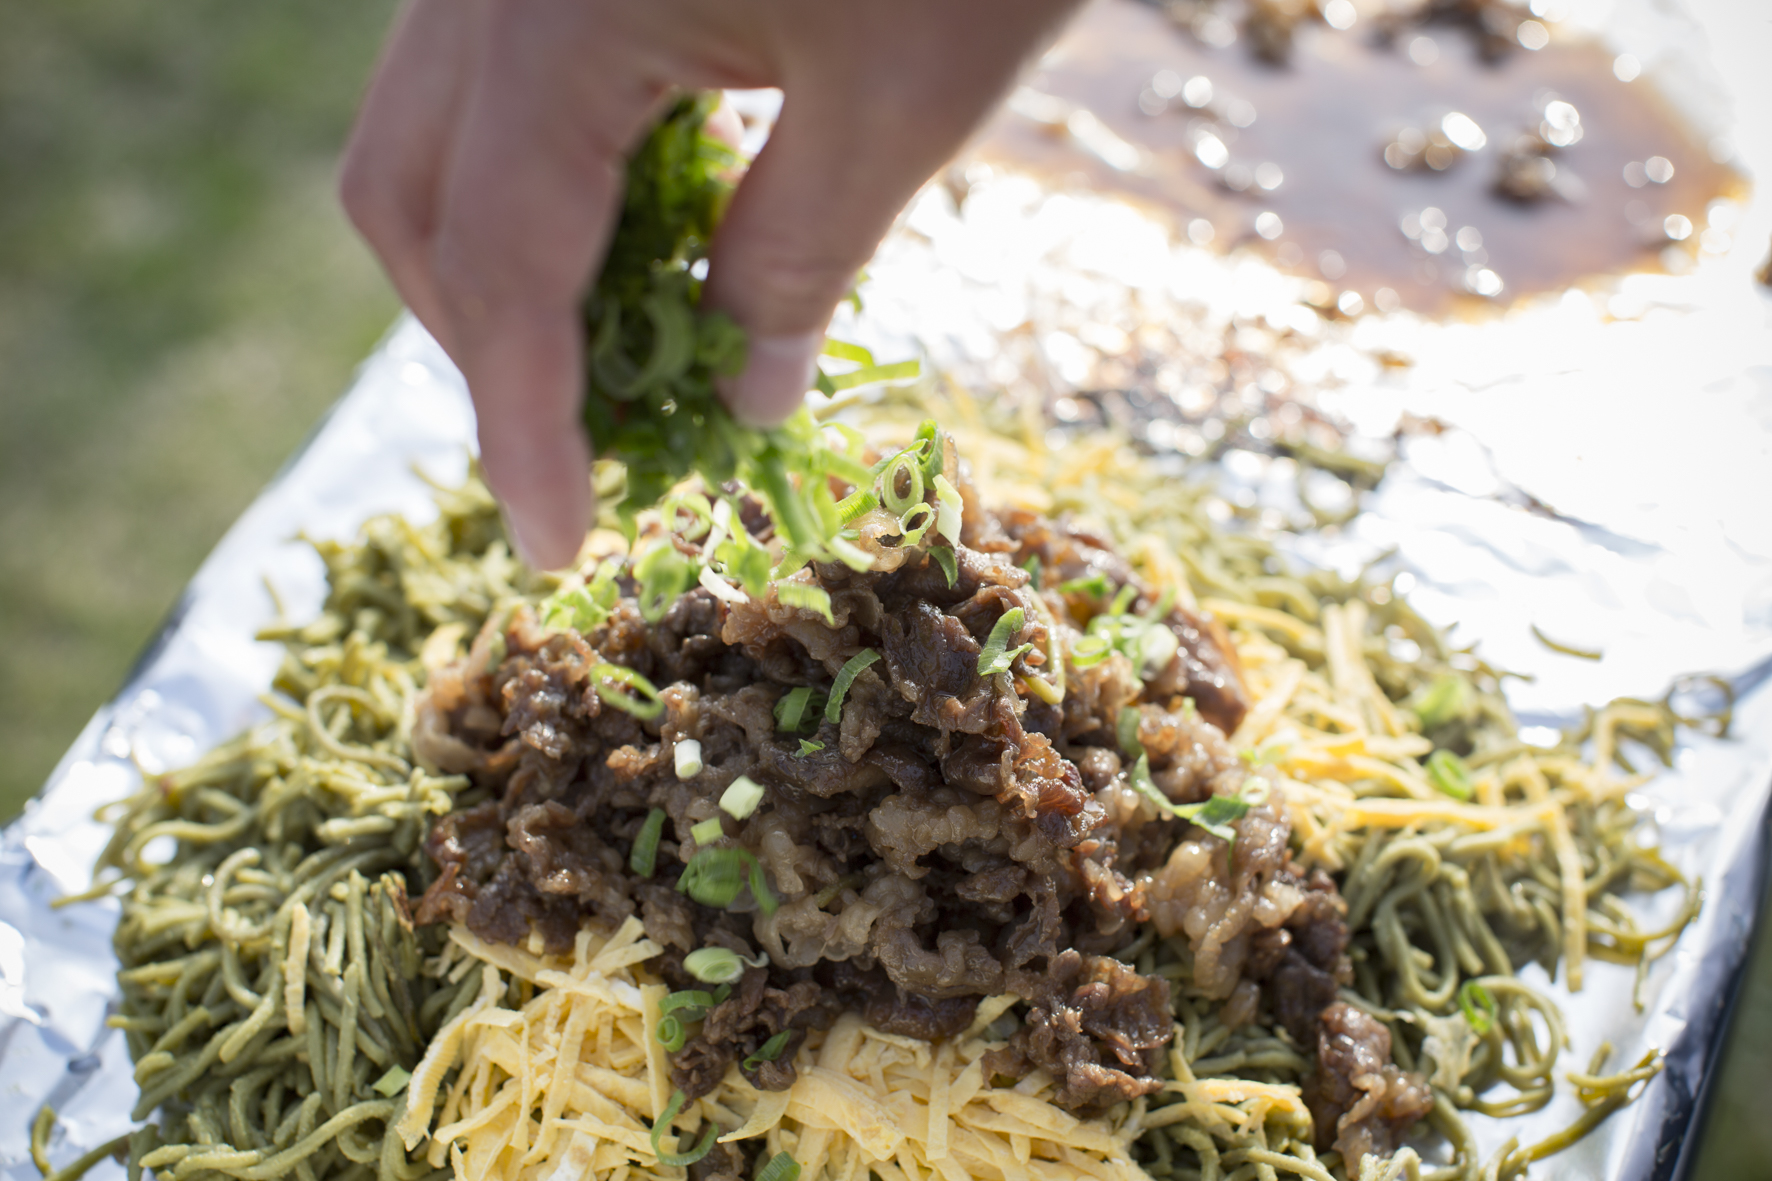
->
[[719, 330, 822, 427]]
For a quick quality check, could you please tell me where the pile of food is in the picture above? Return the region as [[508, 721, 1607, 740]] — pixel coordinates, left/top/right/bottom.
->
[[39, 96, 1706, 1181]]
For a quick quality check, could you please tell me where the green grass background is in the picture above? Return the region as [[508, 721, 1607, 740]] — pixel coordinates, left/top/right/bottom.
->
[[0, 1, 1764, 1175]]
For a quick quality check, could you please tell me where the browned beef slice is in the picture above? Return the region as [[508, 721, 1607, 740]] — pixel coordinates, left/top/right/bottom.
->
[[1142, 606, 1252, 736], [1304, 1003, 1434, 1169], [987, 951, 1173, 1115], [687, 1138, 755, 1181], [415, 800, 507, 925], [827, 963, 982, 1041], [671, 968, 837, 1100], [1262, 870, 1354, 1044]]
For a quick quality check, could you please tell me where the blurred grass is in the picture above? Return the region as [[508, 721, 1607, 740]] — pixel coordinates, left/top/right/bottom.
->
[[0, 0, 399, 818], [0, 3, 1766, 1178]]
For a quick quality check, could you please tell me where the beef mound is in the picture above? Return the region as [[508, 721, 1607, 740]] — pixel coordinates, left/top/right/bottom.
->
[[410, 447, 1404, 1121]]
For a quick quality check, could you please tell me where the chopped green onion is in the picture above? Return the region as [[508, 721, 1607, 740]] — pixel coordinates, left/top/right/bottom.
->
[[823, 358, 920, 392], [372, 1065, 411, 1097], [977, 608, 1032, 679], [630, 808, 668, 878], [880, 449, 927, 517], [659, 986, 728, 1018], [837, 489, 879, 524], [825, 649, 881, 726], [684, 947, 768, 985], [826, 534, 874, 572], [719, 775, 766, 820], [591, 663, 666, 721], [540, 558, 623, 632], [898, 502, 935, 546], [932, 475, 962, 547], [698, 564, 748, 605], [821, 338, 875, 366], [656, 1014, 688, 1052], [774, 686, 815, 734], [677, 848, 777, 916], [1179, 794, 1253, 845], [742, 1029, 795, 1072], [649, 1090, 719, 1167], [1059, 573, 1110, 599], [663, 491, 715, 541], [716, 526, 773, 599], [1137, 620, 1180, 676], [1109, 584, 1138, 616], [1071, 635, 1112, 668], [1459, 979, 1496, 1035], [1118, 706, 1144, 758], [1143, 585, 1178, 620], [635, 542, 698, 623], [690, 817, 725, 845], [914, 419, 944, 484], [1020, 555, 1042, 591], [1123, 735, 1252, 850], [1411, 673, 1473, 730], [1128, 752, 1160, 805], [675, 739, 704, 780], [756, 1152, 803, 1181], [931, 546, 958, 588], [796, 739, 825, 757], [1426, 750, 1475, 801], [777, 582, 835, 625]]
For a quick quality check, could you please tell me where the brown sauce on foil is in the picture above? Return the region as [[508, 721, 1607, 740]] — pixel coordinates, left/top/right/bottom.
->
[[965, 0, 1741, 315]]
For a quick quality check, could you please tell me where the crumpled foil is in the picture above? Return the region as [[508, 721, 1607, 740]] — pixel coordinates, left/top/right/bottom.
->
[[3, 4, 1769, 1176]]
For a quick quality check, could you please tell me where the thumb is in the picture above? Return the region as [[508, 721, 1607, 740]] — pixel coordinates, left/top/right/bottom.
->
[[701, 0, 1077, 426]]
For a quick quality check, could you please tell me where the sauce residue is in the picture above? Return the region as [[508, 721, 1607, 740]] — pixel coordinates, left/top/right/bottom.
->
[[965, 0, 1741, 314]]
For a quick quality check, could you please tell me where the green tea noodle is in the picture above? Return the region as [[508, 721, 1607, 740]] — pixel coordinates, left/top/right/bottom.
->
[[43, 476, 536, 1181]]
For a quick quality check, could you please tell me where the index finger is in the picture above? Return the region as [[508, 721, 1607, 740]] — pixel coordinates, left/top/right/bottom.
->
[[427, 0, 667, 569]]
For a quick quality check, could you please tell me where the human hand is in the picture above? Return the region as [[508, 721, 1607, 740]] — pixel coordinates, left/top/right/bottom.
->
[[340, 0, 1081, 569]]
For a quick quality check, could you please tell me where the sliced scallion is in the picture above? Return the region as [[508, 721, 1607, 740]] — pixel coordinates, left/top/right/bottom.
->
[[756, 1152, 803, 1181], [776, 582, 835, 625], [932, 474, 962, 547], [674, 739, 704, 781], [1426, 749, 1475, 801], [677, 848, 777, 916], [591, 663, 665, 721], [649, 1090, 718, 1167], [1058, 573, 1110, 599], [977, 608, 1033, 679], [837, 489, 879, 524], [742, 1029, 795, 1072], [719, 775, 765, 820], [898, 502, 935, 547], [1071, 635, 1112, 668], [690, 817, 725, 846], [630, 808, 668, 878], [825, 649, 881, 726], [1459, 979, 1497, 1034], [684, 946, 768, 985], [880, 449, 927, 517], [931, 546, 958, 588]]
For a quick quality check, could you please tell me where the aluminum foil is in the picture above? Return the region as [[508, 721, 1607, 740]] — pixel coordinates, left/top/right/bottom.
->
[[4, 3, 1769, 1176]]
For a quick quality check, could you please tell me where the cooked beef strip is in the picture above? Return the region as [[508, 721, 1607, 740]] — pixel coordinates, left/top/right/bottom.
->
[[984, 951, 1173, 1114], [1304, 1002, 1436, 1169], [410, 469, 1419, 1130]]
